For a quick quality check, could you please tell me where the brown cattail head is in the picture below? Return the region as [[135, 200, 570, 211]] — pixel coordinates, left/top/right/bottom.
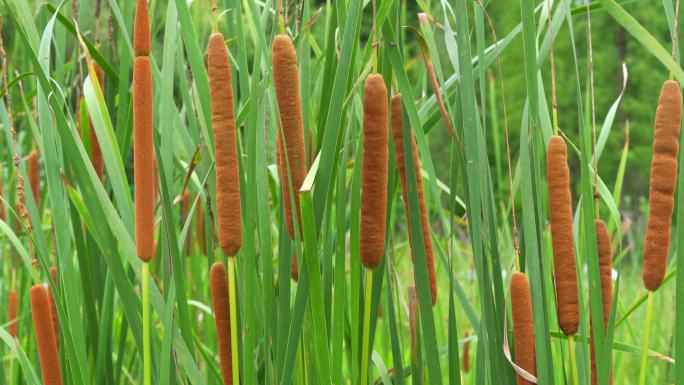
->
[[591, 219, 614, 385], [30, 284, 63, 385], [390, 94, 437, 305], [272, 34, 307, 240], [360, 74, 389, 269], [47, 266, 59, 344], [133, 0, 150, 56], [208, 33, 242, 257], [8, 289, 18, 337], [644, 80, 682, 291], [28, 149, 40, 209], [133, 56, 155, 262], [510, 272, 537, 385], [291, 254, 299, 281], [209, 262, 233, 384], [89, 63, 105, 181], [547, 135, 579, 335]]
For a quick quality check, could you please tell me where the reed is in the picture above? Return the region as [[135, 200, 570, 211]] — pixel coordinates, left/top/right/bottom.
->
[[30, 284, 63, 385], [644, 79, 682, 291], [390, 93, 437, 305]]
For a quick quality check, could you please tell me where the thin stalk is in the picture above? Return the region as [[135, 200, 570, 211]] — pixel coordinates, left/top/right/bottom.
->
[[228, 256, 240, 385], [360, 267, 374, 385], [211, 0, 218, 33], [638, 292, 655, 385], [371, 0, 378, 74], [568, 335, 579, 385], [142, 262, 151, 385]]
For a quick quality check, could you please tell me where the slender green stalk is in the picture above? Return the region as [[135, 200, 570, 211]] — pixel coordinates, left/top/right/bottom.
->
[[360, 267, 374, 385], [568, 335, 579, 385], [638, 292, 654, 385], [228, 256, 240, 385], [142, 262, 151, 385]]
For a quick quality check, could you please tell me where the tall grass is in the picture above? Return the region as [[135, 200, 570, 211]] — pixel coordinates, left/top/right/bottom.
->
[[0, 0, 682, 384]]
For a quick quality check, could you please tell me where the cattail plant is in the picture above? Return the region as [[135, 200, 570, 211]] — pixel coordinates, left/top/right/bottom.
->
[[547, 135, 579, 335], [510, 272, 536, 385], [28, 149, 40, 209], [208, 28, 241, 385], [462, 330, 471, 373], [8, 288, 18, 337], [359, 72, 388, 385], [133, 1, 154, 384], [210, 262, 233, 384], [273, 33, 307, 283], [30, 284, 63, 385], [47, 266, 59, 344], [644, 80, 682, 291], [196, 201, 206, 255], [591, 219, 613, 385], [390, 93, 437, 305]]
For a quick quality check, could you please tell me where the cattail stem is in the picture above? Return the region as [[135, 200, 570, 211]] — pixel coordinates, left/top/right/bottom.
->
[[142, 262, 151, 385], [228, 256, 240, 385], [638, 292, 654, 385], [360, 267, 373, 385], [568, 335, 579, 385]]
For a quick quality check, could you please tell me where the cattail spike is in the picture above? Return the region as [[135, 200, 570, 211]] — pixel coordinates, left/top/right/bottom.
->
[[8, 289, 18, 337], [591, 219, 613, 385], [547, 135, 579, 335], [133, 56, 155, 262], [644, 79, 682, 291], [210, 262, 233, 384], [273, 34, 307, 240], [360, 74, 389, 269], [30, 284, 63, 385], [28, 149, 40, 209], [291, 254, 299, 281], [390, 94, 437, 305], [510, 272, 536, 385], [208, 33, 242, 257], [133, 0, 150, 56]]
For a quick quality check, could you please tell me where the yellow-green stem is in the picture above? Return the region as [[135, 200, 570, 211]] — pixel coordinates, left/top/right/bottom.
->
[[568, 335, 579, 385], [228, 256, 240, 385], [142, 262, 151, 385], [638, 292, 654, 385], [360, 267, 374, 385]]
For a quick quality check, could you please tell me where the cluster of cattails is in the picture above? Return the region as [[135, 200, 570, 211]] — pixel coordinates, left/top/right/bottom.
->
[[546, 135, 579, 336], [390, 94, 437, 305], [133, 0, 155, 263], [360, 74, 389, 270], [272, 34, 308, 281], [591, 219, 613, 385], [644, 80, 682, 291]]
